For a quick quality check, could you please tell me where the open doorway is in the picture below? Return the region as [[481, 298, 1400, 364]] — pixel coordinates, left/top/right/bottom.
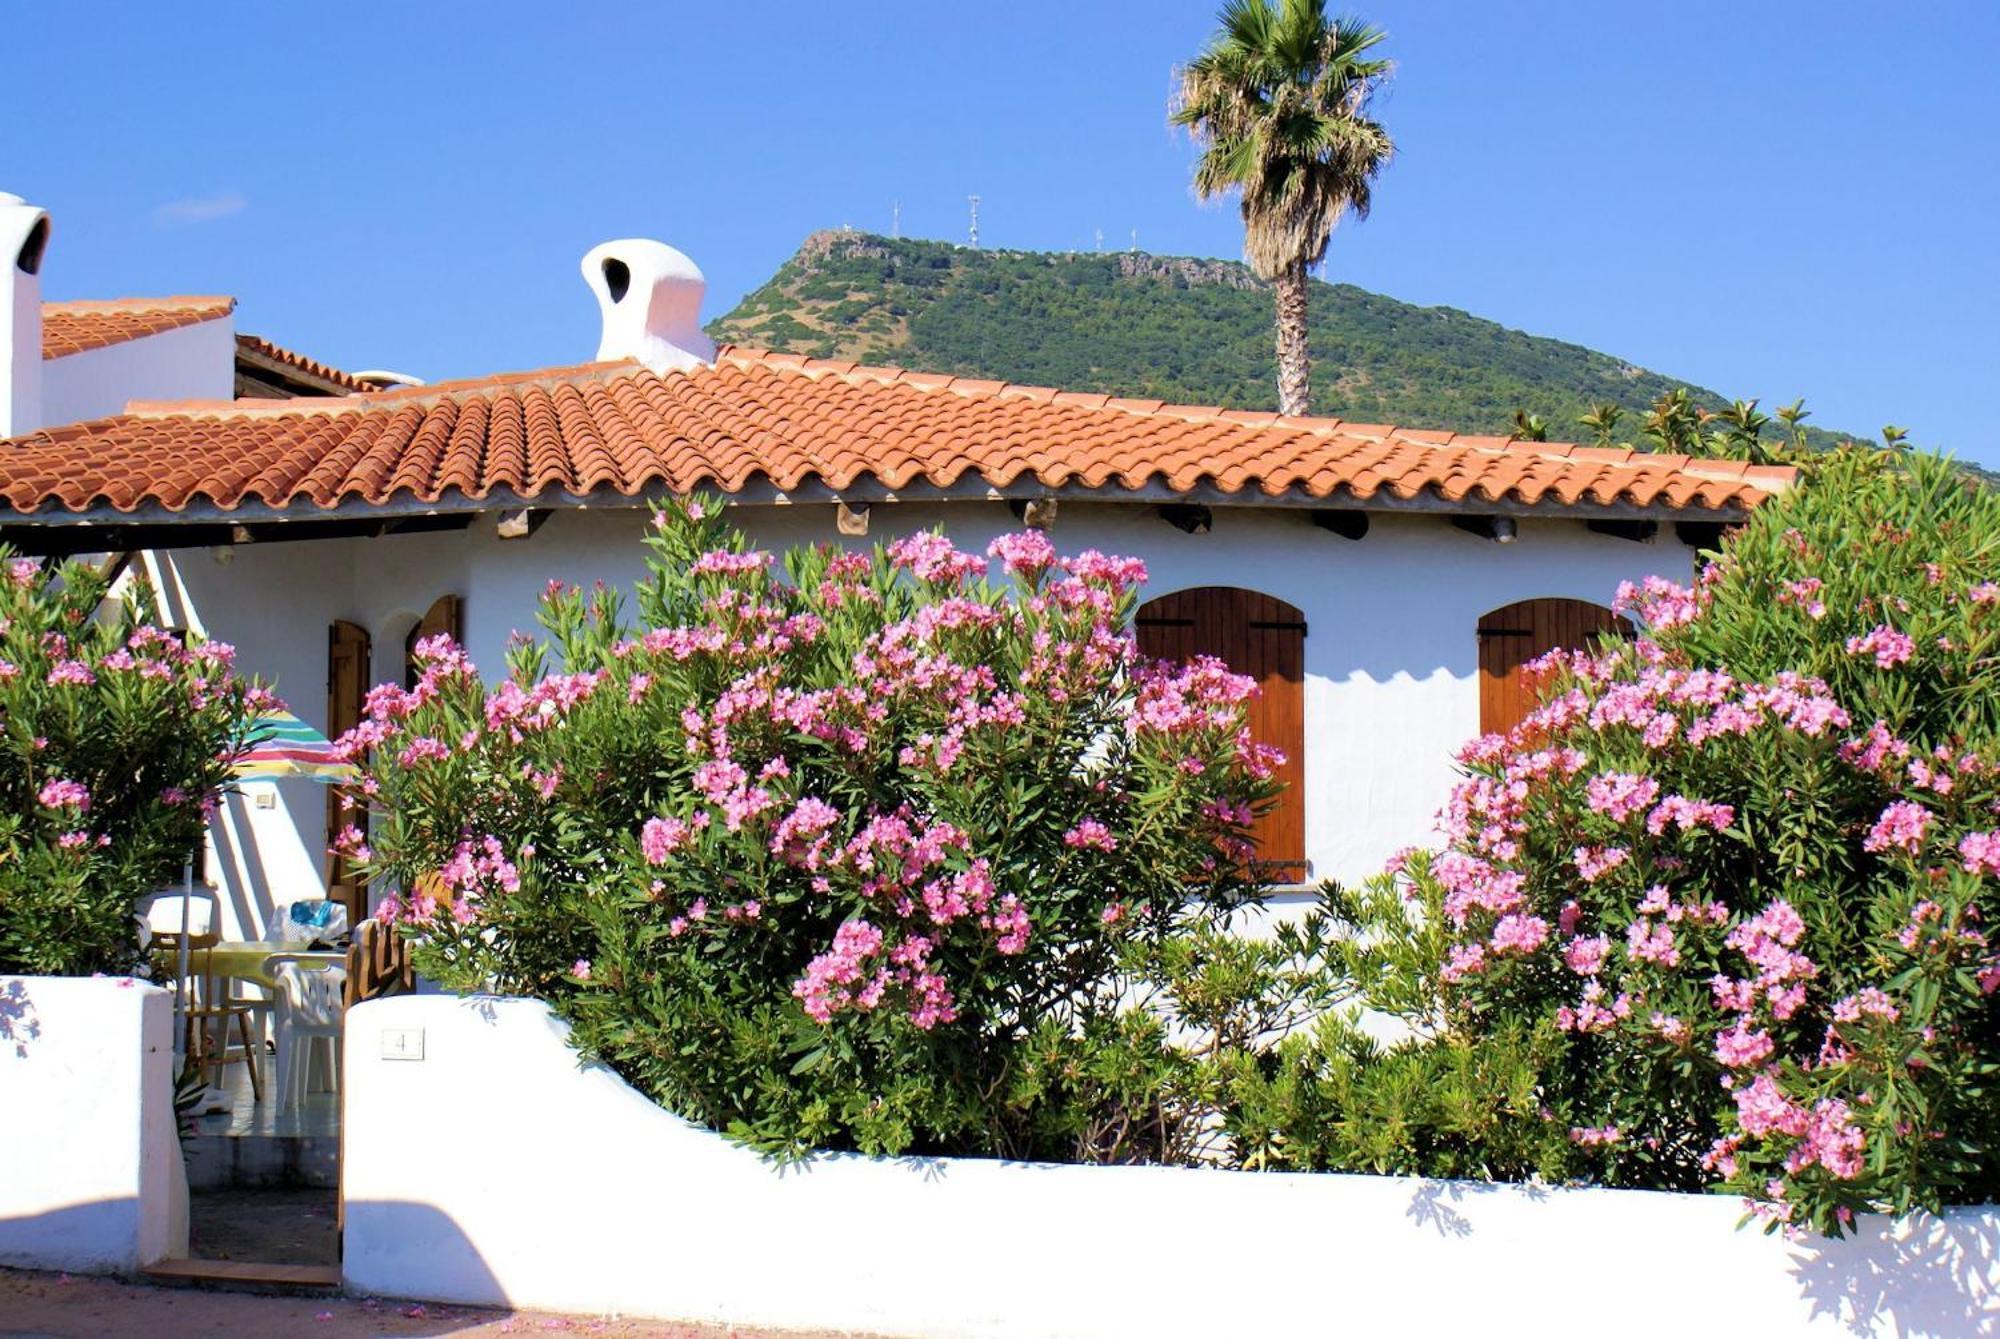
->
[[326, 619, 371, 922], [161, 612, 417, 1283]]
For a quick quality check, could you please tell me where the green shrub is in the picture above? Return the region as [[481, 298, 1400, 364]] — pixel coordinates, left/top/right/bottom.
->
[[1245, 450, 2000, 1235], [346, 501, 1282, 1159], [0, 552, 264, 976]]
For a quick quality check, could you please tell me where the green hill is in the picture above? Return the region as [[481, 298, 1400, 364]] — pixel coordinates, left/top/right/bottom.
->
[[709, 230, 1834, 445]]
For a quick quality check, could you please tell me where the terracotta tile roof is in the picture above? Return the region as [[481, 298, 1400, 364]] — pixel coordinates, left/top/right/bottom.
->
[[0, 347, 1794, 519], [41, 297, 235, 360], [234, 334, 371, 394]]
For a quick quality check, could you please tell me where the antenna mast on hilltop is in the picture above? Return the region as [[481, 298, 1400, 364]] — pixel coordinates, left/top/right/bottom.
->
[[1130, 228, 1138, 255], [892, 201, 900, 239], [1094, 228, 1103, 252], [967, 195, 980, 249]]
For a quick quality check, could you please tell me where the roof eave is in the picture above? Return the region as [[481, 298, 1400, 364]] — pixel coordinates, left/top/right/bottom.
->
[[0, 473, 1765, 532]]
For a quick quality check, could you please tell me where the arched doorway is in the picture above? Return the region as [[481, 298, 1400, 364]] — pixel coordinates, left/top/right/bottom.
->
[[1135, 586, 1307, 881], [1476, 597, 1630, 736], [325, 619, 372, 915]]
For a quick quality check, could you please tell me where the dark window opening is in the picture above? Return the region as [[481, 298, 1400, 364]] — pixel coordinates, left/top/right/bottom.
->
[[16, 217, 48, 276], [601, 257, 630, 304]]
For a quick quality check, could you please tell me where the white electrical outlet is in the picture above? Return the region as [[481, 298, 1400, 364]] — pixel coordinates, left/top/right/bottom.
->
[[380, 1027, 425, 1061]]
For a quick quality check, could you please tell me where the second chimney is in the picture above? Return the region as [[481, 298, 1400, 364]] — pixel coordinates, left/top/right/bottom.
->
[[0, 193, 50, 437], [581, 239, 716, 375]]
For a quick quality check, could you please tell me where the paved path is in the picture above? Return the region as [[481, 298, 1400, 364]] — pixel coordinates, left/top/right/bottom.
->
[[0, 1269, 880, 1338]]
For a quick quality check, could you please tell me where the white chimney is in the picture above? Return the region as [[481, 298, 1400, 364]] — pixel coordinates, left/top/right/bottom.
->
[[0, 193, 50, 438], [581, 239, 716, 374]]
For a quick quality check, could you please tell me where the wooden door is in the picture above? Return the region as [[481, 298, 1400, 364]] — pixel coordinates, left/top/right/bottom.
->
[[1135, 587, 1307, 881], [326, 619, 372, 913], [1477, 598, 1629, 736], [403, 594, 463, 688]]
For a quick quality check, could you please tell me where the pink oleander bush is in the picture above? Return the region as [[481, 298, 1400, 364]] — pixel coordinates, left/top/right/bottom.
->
[[1233, 449, 2000, 1234], [0, 550, 266, 976], [343, 499, 1281, 1158]]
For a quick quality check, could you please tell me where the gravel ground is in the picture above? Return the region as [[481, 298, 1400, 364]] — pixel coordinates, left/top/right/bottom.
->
[[0, 1268, 888, 1338], [189, 1187, 340, 1265]]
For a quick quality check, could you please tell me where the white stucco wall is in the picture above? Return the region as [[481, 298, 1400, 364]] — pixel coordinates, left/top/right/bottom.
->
[[41, 316, 235, 425], [343, 995, 2000, 1338], [158, 501, 1693, 936], [0, 976, 188, 1273]]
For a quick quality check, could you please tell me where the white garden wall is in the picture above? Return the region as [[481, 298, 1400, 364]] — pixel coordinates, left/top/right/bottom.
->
[[344, 995, 2000, 1338], [0, 976, 188, 1273], [160, 500, 1693, 936]]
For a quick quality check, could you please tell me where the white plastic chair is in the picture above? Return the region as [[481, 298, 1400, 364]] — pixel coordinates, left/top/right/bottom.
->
[[268, 955, 347, 1111]]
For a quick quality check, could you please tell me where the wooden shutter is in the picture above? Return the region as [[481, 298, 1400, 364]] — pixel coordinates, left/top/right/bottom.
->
[[326, 619, 372, 912], [1135, 587, 1307, 880], [403, 594, 463, 688], [1477, 598, 1630, 736]]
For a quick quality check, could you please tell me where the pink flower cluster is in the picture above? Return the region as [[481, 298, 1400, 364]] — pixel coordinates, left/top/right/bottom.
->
[[888, 532, 987, 586], [1957, 830, 2000, 877], [1846, 625, 1916, 669], [792, 920, 961, 1030], [1584, 772, 1659, 823], [986, 530, 1056, 579], [1862, 801, 1932, 856], [1062, 819, 1117, 852], [37, 778, 90, 812], [1130, 656, 1258, 736], [1614, 576, 1704, 630]]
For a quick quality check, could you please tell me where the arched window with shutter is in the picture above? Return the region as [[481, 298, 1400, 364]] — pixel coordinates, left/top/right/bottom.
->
[[1477, 597, 1631, 736], [1135, 586, 1307, 881], [404, 594, 463, 688]]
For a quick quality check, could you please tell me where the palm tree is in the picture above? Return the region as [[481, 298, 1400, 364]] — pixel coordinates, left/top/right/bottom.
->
[[1174, 0, 1394, 417]]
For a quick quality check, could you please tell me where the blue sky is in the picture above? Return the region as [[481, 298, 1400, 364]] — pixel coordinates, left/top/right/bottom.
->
[[15, 2, 1999, 463]]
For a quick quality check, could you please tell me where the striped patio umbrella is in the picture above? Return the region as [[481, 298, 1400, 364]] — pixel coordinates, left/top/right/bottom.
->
[[229, 708, 358, 784]]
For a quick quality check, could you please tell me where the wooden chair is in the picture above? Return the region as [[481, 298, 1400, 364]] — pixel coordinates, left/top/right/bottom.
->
[[147, 903, 264, 1101], [345, 918, 415, 1009]]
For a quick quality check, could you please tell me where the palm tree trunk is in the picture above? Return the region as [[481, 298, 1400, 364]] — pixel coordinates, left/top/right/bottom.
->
[[1274, 259, 1310, 417]]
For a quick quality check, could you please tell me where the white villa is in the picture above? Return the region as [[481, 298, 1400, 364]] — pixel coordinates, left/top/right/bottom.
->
[[0, 194, 1793, 940]]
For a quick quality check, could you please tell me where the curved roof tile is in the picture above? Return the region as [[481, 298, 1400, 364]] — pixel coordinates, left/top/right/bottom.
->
[[41, 297, 234, 360], [0, 347, 1794, 519]]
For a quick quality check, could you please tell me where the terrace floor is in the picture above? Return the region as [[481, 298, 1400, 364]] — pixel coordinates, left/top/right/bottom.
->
[[206, 1048, 340, 1138]]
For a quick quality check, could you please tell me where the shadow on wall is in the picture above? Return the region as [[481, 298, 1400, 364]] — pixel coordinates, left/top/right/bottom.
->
[[214, 790, 279, 942], [0, 978, 39, 1057], [1402, 1174, 1999, 1335], [1789, 1210, 2000, 1337], [340, 1201, 506, 1310], [1084, 508, 1684, 687], [1404, 1177, 1549, 1239], [0, 1200, 142, 1273]]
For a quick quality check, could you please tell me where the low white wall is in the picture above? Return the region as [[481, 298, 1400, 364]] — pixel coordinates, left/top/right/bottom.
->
[[0, 976, 188, 1273], [344, 995, 2000, 1338]]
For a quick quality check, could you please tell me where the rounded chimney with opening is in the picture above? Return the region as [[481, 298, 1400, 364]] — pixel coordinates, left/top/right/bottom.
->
[[581, 239, 715, 374]]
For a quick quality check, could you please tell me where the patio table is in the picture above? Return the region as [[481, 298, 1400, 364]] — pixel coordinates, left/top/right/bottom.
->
[[158, 941, 348, 1101], [150, 941, 346, 989], [198, 941, 346, 987]]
